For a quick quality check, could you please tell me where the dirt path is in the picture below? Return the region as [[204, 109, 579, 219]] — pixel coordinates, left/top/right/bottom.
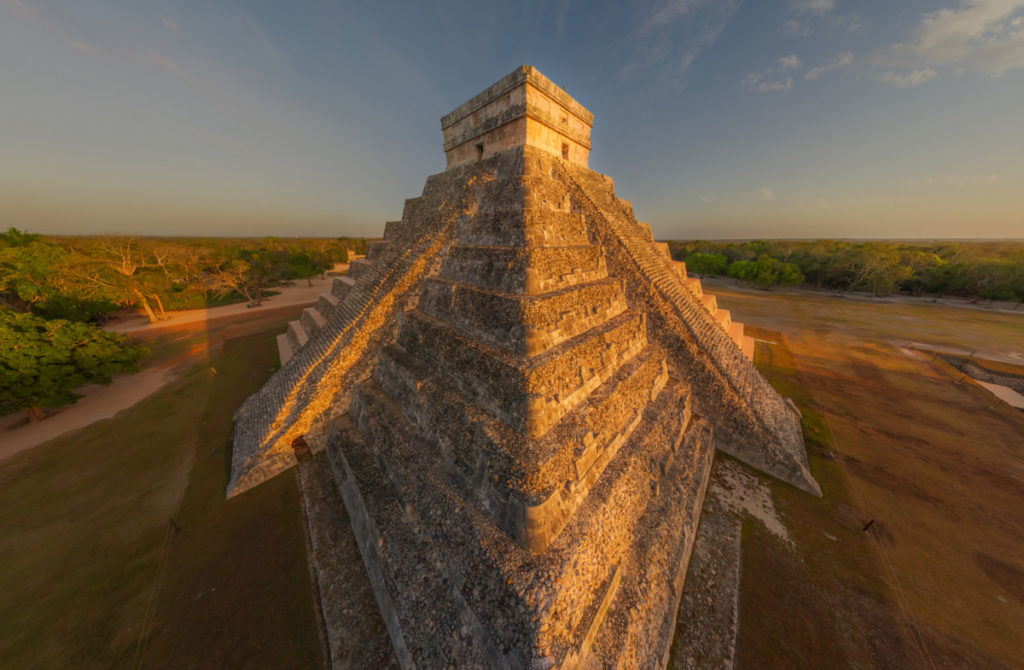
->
[[700, 276, 1024, 316], [2, 297, 318, 463], [106, 275, 337, 334], [0, 366, 177, 463]]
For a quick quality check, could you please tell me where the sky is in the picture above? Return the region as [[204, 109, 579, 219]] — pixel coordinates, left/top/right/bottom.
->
[[1, 0, 1023, 239]]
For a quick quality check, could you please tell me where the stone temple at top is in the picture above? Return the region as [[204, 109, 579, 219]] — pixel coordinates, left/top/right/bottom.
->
[[229, 65, 819, 669]]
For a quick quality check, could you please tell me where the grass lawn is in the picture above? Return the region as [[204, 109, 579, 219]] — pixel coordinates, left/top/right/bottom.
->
[[0, 309, 323, 669], [716, 287, 1024, 669]]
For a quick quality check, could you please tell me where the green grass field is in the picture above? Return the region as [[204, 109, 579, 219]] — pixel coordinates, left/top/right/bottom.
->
[[0, 308, 323, 669], [715, 285, 1024, 669]]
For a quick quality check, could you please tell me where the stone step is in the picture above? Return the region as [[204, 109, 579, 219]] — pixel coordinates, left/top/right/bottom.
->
[[439, 244, 608, 295], [349, 373, 702, 663], [316, 292, 339, 315], [348, 258, 375, 281], [684, 276, 703, 297], [302, 306, 327, 335], [395, 309, 648, 438], [671, 261, 687, 278], [729, 321, 745, 347], [742, 336, 755, 361], [714, 308, 731, 331], [459, 208, 592, 248], [651, 241, 671, 259], [276, 333, 294, 366], [332, 276, 356, 299], [366, 241, 388, 261], [382, 220, 404, 239], [417, 276, 627, 356], [636, 221, 654, 242], [287, 320, 309, 350], [372, 342, 671, 550], [700, 294, 717, 313]]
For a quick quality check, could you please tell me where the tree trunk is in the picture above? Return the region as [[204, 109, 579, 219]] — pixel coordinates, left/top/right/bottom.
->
[[25, 406, 46, 422], [140, 297, 159, 323], [151, 293, 167, 320], [306, 277, 313, 287]]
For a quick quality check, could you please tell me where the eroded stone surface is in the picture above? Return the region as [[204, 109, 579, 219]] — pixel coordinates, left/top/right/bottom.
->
[[231, 65, 819, 669]]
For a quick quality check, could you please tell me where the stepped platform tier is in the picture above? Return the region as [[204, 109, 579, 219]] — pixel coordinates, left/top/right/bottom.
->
[[230, 65, 819, 669]]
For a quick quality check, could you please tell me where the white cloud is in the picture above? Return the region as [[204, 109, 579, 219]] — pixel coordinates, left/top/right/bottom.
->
[[742, 55, 801, 91], [806, 51, 854, 79], [876, 68, 939, 87], [642, 0, 712, 31], [789, 0, 836, 14], [779, 54, 803, 70], [758, 187, 777, 202], [622, 0, 740, 83], [878, 0, 1024, 77], [161, 17, 179, 32], [741, 73, 794, 91]]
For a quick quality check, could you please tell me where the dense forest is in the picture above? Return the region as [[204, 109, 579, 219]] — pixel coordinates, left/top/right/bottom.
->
[[0, 229, 369, 420], [669, 239, 1024, 305], [0, 229, 369, 323]]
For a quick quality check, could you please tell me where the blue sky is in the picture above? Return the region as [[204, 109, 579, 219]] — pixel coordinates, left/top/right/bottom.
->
[[1, 0, 1022, 238]]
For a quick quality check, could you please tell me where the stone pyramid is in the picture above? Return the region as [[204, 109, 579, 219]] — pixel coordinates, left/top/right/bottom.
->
[[230, 66, 819, 668]]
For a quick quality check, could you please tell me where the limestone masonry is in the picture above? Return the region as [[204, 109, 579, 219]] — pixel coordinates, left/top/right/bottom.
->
[[230, 65, 820, 669]]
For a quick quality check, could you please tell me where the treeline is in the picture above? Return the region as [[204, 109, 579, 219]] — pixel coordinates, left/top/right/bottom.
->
[[0, 229, 370, 323], [668, 239, 1024, 303]]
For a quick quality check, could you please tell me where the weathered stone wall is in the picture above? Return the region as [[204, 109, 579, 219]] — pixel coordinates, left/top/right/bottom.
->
[[548, 153, 819, 496], [442, 66, 593, 169], [227, 163, 496, 497]]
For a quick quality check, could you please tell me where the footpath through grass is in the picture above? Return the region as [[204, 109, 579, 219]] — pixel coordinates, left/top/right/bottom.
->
[[0, 313, 322, 669]]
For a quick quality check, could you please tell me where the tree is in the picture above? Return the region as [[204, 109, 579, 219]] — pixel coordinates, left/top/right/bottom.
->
[[0, 311, 148, 421], [685, 252, 728, 278], [727, 260, 759, 284], [285, 250, 323, 287]]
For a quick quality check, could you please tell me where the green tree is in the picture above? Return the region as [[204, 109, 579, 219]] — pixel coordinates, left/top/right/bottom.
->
[[685, 252, 728, 278], [0, 311, 148, 421], [285, 250, 323, 287], [727, 260, 759, 284]]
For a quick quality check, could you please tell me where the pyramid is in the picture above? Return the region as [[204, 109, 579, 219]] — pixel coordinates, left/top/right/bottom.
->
[[230, 66, 819, 668]]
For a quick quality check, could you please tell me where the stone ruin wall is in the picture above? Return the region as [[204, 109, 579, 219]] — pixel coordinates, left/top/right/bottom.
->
[[443, 66, 593, 169], [228, 165, 492, 496]]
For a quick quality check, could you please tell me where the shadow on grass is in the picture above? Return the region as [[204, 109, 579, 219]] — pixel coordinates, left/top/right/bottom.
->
[[0, 313, 322, 669]]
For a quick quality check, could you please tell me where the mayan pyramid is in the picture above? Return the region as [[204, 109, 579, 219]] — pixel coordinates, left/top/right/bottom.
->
[[230, 66, 819, 668]]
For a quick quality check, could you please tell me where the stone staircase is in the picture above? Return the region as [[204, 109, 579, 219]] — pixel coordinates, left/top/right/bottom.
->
[[277, 275, 353, 365], [228, 167, 483, 497], [325, 149, 716, 667], [558, 161, 819, 496]]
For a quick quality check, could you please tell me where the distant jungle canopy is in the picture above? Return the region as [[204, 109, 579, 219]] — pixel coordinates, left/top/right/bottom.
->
[[0, 229, 371, 323], [669, 240, 1024, 305]]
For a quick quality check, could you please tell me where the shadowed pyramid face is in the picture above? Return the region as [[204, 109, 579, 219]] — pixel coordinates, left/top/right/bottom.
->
[[343, 140, 713, 667]]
